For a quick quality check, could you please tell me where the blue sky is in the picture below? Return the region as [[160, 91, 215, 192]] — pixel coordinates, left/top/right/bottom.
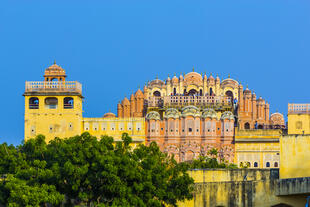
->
[[0, 0, 310, 145]]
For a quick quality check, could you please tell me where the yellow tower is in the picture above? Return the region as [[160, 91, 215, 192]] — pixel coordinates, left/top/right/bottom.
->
[[24, 62, 83, 142]]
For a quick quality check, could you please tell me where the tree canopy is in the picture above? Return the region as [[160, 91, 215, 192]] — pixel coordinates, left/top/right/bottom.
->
[[0, 133, 194, 207]]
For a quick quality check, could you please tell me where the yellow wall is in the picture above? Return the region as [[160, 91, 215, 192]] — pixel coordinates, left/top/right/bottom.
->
[[178, 169, 308, 207], [235, 129, 281, 168], [280, 135, 310, 179], [24, 95, 83, 143], [288, 113, 310, 135], [82, 117, 145, 144]]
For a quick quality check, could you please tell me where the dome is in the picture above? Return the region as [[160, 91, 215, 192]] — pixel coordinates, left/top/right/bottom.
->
[[103, 112, 116, 118], [208, 74, 215, 81], [270, 112, 285, 126], [44, 61, 66, 80], [184, 71, 203, 86], [184, 71, 202, 80], [148, 79, 165, 88], [122, 97, 130, 105], [221, 78, 239, 89], [172, 75, 178, 84], [244, 85, 251, 94], [166, 75, 171, 82]]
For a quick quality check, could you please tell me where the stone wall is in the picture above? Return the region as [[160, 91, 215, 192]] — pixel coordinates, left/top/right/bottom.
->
[[178, 169, 308, 207]]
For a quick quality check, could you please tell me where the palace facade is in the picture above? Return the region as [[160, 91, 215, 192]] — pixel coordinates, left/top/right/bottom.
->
[[24, 63, 285, 167]]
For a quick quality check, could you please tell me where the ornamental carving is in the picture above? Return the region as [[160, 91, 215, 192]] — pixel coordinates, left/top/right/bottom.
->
[[202, 108, 217, 119], [164, 108, 180, 119], [181, 105, 201, 117], [146, 111, 161, 120]]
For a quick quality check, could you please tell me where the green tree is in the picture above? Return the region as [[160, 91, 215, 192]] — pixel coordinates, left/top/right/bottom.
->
[[0, 132, 195, 207]]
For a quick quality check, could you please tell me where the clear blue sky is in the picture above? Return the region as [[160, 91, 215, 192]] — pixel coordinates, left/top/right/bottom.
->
[[1, 0, 310, 145]]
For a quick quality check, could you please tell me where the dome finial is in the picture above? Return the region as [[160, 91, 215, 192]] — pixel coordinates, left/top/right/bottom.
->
[[54, 60, 56, 65], [168, 74, 170, 78], [174, 72, 176, 76], [156, 75, 158, 79], [228, 74, 230, 78], [246, 84, 248, 89], [192, 67, 194, 72]]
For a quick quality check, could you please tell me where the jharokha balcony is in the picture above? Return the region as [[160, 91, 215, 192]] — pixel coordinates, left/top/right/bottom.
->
[[24, 81, 82, 95], [146, 95, 232, 108], [288, 103, 310, 114]]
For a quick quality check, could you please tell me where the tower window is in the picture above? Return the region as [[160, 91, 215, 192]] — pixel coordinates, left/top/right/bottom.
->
[[254, 162, 258, 167], [64, 97, 74, 109], [244, 122, 250, 129], [29, 97, 39, 109], [45, 97, 58, 109], [266, 162, 270, 168], [188, 128, 192, 132], [274, 162, 279, 167]]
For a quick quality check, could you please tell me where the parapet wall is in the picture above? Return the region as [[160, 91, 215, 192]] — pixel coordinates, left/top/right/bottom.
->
[[178, 169, 308, 207]]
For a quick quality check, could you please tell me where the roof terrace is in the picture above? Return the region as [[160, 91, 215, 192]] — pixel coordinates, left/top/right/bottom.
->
[[25, 81, 82, 94], [288, 103, 310, 114]]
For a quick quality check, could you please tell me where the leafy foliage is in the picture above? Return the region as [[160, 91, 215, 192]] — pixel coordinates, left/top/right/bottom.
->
[[0, 133, 195, 206], [188, 149, 238, 169]]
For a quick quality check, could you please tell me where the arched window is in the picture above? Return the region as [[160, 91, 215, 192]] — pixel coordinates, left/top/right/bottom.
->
[[45, 97, 58, 109], [188, 89, 197, 96], [183, 89, 187, 95], [199, 89, 203, 96], [244, 122, 250, 129], [153, 91, 161, 97], [64, 97, 74, 109], [225, 90, 234, 100], [29, 97, 39, 109], [173, 88, 176, 95], [254, 162, 258, 167], [247, 162, 251, 167], [274, 162, 279, 167], [266, 162, 270, 167], [258, 124, 263, 129], [210, 88, 213, 95]]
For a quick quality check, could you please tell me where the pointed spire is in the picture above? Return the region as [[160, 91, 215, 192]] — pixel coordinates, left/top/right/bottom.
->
[[174, 72, 176, 76], [228, 74, 230, 78], [54, 60, 56, 65], [192, 67, 194, 72], [246, 84, 248, 89], [156, 75, 158, 79]]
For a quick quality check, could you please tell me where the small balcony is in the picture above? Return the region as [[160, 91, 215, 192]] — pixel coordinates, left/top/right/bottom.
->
[[25, 81, 82, 94]]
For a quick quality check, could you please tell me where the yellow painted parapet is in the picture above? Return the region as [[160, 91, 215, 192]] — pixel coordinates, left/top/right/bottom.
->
[[178, 169, 307, 207]]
